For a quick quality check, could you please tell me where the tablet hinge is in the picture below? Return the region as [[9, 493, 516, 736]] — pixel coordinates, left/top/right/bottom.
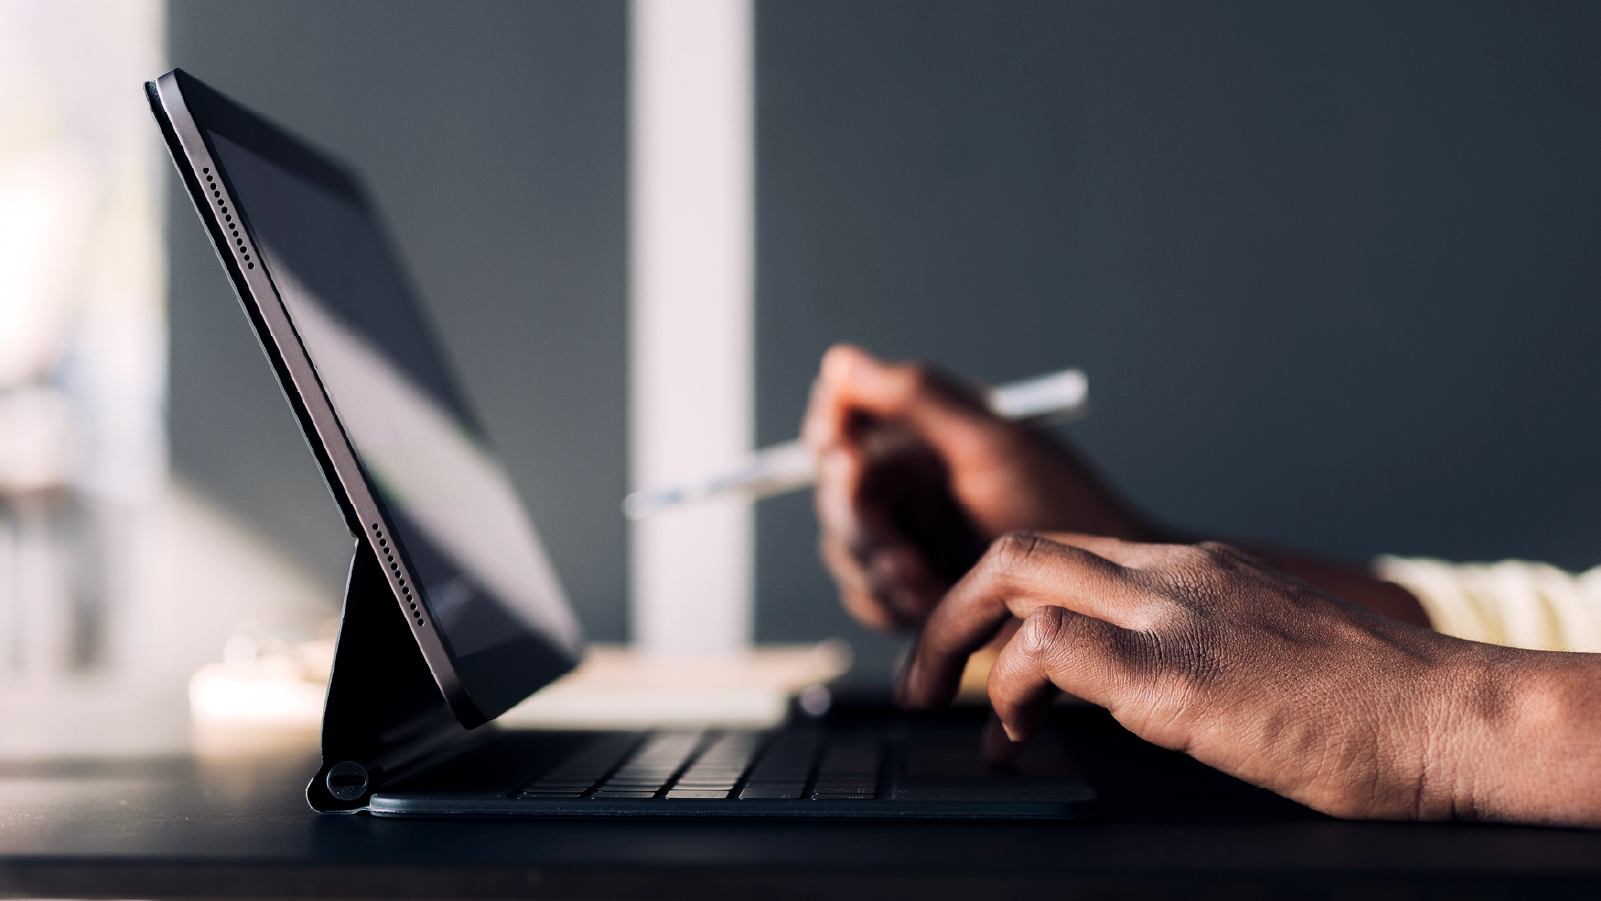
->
[[306, 540, 475, 813]]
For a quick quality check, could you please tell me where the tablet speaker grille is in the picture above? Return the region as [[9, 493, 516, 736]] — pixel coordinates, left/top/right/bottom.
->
[[203, 166, 255, 270], [373, 523, 425, 626]]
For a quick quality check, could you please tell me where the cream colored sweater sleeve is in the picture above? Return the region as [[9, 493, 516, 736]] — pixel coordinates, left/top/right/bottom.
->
[[1374, 556, 1601, 653]]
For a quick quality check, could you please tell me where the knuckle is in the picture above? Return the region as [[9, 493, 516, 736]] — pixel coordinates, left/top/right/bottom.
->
[[1167, 543, 1213, 567], [1160, 544, 1234, 597], [1195, 540, 1242, 562], [990, 530, 1047, 572], [1014, 606, 1070, 661], [1153, 546, 1214, 594], [889, 361, 955, 406], [899, 362, 936, 395], [820, 343, 856, 378]]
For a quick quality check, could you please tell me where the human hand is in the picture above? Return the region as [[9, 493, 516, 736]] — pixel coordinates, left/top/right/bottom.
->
[[898, 531, 1601, 824], [801, 345, 1153, 631]]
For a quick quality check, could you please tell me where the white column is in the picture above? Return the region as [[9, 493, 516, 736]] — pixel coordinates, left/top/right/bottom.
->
[[628, 0, 755, 656]]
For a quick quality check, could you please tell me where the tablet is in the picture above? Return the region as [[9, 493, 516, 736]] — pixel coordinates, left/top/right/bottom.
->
[[147, 69, 582, 727]]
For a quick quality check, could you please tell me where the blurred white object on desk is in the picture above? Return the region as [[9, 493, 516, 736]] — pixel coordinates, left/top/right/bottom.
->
[[499, 640, 851, 730], [189, 639, 854, 745], [188, 637, 335, 729]]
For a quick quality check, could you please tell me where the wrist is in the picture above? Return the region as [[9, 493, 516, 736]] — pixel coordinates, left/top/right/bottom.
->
[[1428, 644, 1601, 826]]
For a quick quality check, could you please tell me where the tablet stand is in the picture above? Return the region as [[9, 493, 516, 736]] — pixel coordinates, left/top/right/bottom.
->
[[306, 540, 467, 812]]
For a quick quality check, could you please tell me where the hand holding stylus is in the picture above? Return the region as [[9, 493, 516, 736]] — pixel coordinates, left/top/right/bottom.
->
[[800, 345, 1154, 631], [624, 363, 1091, 520]]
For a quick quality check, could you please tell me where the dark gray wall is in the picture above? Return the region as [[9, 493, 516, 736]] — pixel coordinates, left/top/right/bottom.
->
[[167, 1, 629, 638], [169, 2, 1601, 680], [755, 1, 1601, 679]]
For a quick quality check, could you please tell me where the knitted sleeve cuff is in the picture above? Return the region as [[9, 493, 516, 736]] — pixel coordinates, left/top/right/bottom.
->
[[1373, 555, 1601, 653]]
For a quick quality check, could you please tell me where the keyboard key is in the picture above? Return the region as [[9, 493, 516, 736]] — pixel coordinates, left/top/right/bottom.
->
[[596, 732, 703, 795], [745, 732, 822, 784], [811, 734, 880, 800], [520, 727, 888, 805], [665, 789, 730, 799], [518, 733, 642, 797], [739, 784, 806, 799], [669, 732, 761, 795]]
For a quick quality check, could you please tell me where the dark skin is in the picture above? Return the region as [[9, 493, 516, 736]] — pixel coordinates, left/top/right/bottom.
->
[[802, 343, 1428, 630], [803, 344, 1601, 826]]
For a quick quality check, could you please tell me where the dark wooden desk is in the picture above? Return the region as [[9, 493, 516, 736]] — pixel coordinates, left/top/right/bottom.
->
[[0, 707, 1596, 900]]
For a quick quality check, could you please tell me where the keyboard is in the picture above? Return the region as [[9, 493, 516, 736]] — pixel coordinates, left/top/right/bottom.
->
[[516, 730, 881, 802]]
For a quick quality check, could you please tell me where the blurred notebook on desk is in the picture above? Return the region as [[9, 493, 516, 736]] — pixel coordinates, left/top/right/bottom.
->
[[145, 68, 1098, 821]]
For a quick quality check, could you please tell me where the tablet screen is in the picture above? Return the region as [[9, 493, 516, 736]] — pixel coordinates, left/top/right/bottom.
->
[[195, 112, 581, 720]]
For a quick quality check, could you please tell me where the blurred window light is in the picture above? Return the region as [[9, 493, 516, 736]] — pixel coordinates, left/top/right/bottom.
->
[[0, 0, 166, 684], [0, 0, 167, 505]]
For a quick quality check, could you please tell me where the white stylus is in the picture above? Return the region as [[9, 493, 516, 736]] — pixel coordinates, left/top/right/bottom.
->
[[623, 368, 1089, 520]]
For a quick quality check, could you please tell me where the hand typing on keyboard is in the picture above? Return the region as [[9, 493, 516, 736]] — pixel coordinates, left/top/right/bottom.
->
[[804, 344, 1601, 829]]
